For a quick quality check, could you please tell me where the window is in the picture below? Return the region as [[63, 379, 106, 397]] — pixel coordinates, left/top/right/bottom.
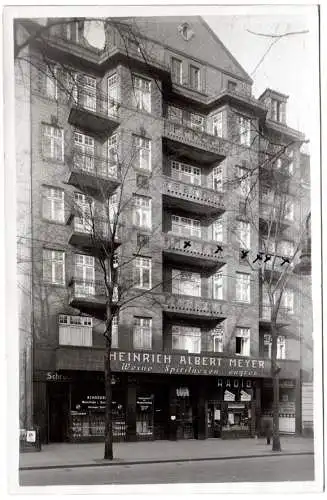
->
[[212, 166, 223, 191], [189, 65, 200, 91], [238, 116, 251, 146], [134, 136, 151, 171], [168, 105, 183, 123], [172, 326, 201, 354], [133, 256, 151, 289], [287, 150, 294, 174], [212, 271, 224, 300], [108, 134, 118, 177], [236, 166, 251, 198], [235, 273, 250, 302], [42, 125, 64, 161], [212, 112, 223, 137], [133, 317, 152, 349], [172, 270, 201, 297], [171, 57, 182, 84], [235, 327, 250, 356], [59, 314, 92, 347], [282, 289, 294, 314], [43, 249, 65, 285], [228, 80, 237, 91], [238, 221, 250, 249], [74, 254, 95, 295], [108, 193, 118, 230], [74, 132, 94, 172], [171, 215, 201, 238], [263, 334, 286, 360], [74, 192, 93, 233], [189, 112, 204, 131], [271, 99, 285, 123], [42, 186, 65, 222], [179, 23, 194, 41], [108, 73, 120, 116], [132, 75, 151, 112], [46, 65, 58, 100], [64, 21, 79, 43], [137, 174, 149, 189], [171, 160, 201, 185], [212, 219, 223, 242], [284, 199, 294, 221], [112, 316, 118, 348], [79, 74, 96, 111], [133, 195, 151, 229], [210, 325, 224, 353]]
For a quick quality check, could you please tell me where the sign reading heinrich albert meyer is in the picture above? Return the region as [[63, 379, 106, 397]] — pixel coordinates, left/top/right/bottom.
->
[[109, 350, 271, 378]]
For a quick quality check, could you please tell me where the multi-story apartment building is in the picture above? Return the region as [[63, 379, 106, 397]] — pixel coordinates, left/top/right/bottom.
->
[[16, 16, 312, 443]]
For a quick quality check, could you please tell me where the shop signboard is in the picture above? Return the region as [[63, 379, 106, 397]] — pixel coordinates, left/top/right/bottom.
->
[[109, 350, 274, 378]]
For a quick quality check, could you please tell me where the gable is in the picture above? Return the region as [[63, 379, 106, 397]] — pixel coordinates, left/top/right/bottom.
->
[[129, 16, 252, 83]]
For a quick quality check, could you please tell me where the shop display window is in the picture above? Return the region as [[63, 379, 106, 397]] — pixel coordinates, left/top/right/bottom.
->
[[136, 395, 154, 439]]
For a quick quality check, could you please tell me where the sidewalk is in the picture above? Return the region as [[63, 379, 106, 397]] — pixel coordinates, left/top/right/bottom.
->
[[19, 437, 314, 470]]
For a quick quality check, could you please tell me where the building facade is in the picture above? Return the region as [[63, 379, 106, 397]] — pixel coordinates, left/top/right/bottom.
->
[[15, 16, 312, 443]]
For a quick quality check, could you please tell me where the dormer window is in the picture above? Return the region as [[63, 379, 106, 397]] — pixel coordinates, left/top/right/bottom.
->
[[271, 98, 286, 123]]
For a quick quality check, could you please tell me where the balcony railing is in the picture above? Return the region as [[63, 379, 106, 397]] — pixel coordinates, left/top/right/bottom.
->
[[69, 216, 119, 249], [163, 120, 228, 158], [162, 176, 225, 215], [260, 305, 293, 323], [68, 150, 120, 193], [163, 233, 225, 268], [164, 293, 226, 319]]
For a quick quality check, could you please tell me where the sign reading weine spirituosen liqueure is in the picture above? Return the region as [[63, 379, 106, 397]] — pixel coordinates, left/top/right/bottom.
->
[[109, 351, 270, 377]]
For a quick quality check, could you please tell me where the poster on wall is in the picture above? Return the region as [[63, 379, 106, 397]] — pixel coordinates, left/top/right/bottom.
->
[[214, 409, 221, 420]]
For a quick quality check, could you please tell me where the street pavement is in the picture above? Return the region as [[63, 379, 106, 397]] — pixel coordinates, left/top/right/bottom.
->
[[19, 454, 315, 486], [19, 436, 314, 470]]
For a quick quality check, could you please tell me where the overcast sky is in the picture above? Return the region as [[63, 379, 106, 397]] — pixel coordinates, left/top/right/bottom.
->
[[204, 10, 319, 146]]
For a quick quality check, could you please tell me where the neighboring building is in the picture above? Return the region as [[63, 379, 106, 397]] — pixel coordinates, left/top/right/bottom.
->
[[15, 17, 312, 443]]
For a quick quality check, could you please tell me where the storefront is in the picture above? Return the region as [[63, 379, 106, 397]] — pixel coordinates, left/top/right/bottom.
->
[[37, 350, 300, 443]]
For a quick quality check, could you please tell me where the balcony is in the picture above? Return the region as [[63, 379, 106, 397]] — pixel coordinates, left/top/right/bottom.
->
[[67, 150, 120, 195], [68, 216, 120, 251], [162, 176, 225, 216], [163, 294, 226, 320], [162, 233, 225, 269], [68, 279, 108, 318], [259, 201, 293, 232], [68, 89, 120, 138], [163, 120, 228, 164], [259, 305, 293, 326]]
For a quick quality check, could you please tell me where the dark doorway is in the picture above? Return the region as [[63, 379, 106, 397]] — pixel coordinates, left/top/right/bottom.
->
[[48, 383, 69, 442]]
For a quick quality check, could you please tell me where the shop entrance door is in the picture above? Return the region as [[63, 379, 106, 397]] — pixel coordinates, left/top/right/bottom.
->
[[207, 402, 223, 438], [176, 395, 194, 439], [48, 383, 68, 442]]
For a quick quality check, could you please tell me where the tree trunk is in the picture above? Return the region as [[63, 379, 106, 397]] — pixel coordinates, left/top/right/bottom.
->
[[271, 319, 282, 452], [104, 336, 113, 460]]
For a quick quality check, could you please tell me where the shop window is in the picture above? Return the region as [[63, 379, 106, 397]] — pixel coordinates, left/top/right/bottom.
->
[[235, 327, 250, 356], [136, 395, 154, 438]]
